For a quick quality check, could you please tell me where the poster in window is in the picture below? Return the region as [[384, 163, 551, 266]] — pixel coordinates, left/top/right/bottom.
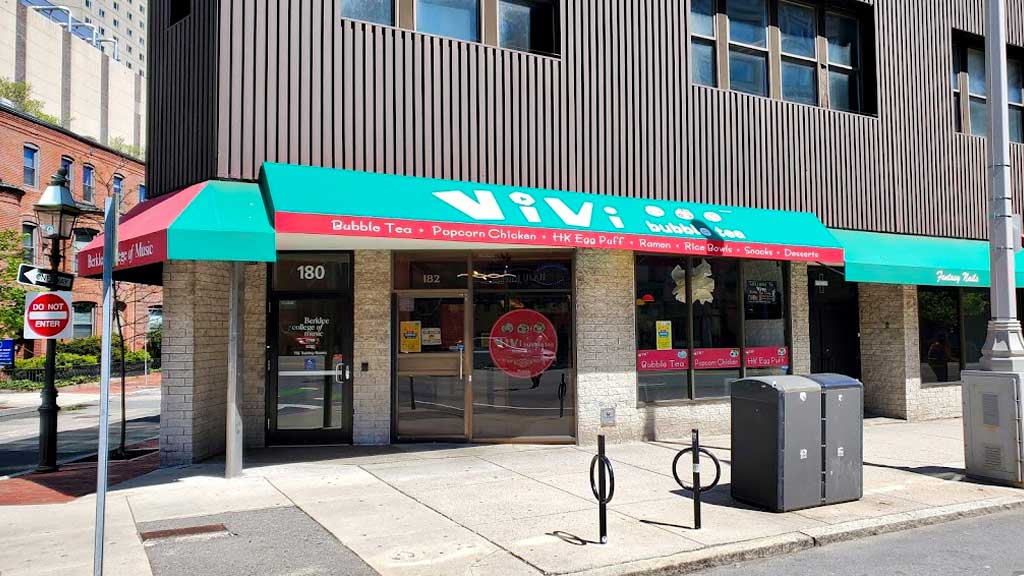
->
[[399, 321, 422, 354], [421, 327, 442, 346], [744, 280, 782, 320], [656, 320, 673, 350]]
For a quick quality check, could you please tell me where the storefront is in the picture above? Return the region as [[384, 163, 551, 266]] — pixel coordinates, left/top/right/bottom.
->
[[80, 163, 852, 462]]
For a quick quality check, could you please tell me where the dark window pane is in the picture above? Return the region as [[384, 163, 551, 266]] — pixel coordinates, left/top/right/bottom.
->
[[498, 0, 557, 55], [691, 0, 715, 37], [635, 255, 692, 403], [744, 261, 789, 378], [962, 289, 991, 371], [692, 259, 740, 399], [782, 59, 817, 105], [23, 147, 36, 186], [919, 286, 962, 384], [954, 92, 963, 132], [727, 0, 766, 48], [779, 1, 815, 58], [692, 39, 716, 87], [417, 0, 479, 42], [825, 13, 858, 67], [341, 0, 393, 25], [1009, 60, 1022, 104], [83, 165, 95, 202], [729, 49, 767, 96], [968, 49, 986, 96], [970, 97, 988, 137], [1011, 106, 1023, 143], [829, 69, 858, 111]]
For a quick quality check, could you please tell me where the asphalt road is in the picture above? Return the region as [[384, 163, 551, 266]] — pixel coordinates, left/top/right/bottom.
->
[[0, 389, 160, 476], [691, 510, 1024, 576]]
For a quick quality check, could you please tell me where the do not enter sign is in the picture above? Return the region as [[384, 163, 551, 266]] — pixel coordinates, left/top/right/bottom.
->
[[23, 292, 74, 340]]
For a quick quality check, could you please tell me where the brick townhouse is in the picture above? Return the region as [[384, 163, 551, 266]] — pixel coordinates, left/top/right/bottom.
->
[[0, 104, 159, 357]]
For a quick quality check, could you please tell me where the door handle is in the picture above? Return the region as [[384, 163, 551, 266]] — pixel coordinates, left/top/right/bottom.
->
[[459, 352, 464, 380], [334, 362, 347, 384]]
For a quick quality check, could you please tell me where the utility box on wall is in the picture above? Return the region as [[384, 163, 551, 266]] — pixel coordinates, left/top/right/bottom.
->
[[961, 370, 1024, 487]]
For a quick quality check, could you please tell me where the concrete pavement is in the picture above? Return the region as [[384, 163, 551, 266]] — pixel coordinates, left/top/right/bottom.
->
[[1, 418, 1022, 576]]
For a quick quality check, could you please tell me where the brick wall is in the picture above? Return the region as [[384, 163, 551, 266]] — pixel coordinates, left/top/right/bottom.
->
[[243, 264, 267, 448], [858, 283, 961, 420], [789, 262, 812, 374], [161, 261, 230, 466], [352, 251, 392, 445], [575, 249, 642, 444], [0, 107, 154, 357]]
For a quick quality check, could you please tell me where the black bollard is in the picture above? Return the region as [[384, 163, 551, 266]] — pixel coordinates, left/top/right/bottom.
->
[[691, 429, 702, 530], [589, 434, 615, 544]]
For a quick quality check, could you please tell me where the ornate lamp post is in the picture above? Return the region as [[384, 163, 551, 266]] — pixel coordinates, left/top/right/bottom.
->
[[32, 167, 81, 473]]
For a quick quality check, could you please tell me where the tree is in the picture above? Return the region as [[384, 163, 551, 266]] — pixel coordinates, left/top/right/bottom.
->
[[0, 77, 60, 126], [107, 137, 145, 163], [0, 229, 27, 340]]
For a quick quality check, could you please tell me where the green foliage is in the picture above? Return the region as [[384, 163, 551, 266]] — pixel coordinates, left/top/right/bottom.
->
[[55, 336, 148, 363], [0, 77, 60, 125], [107, 136, 145, 162], [0, 375, 92, 391], [0, 229, 26, 339], [15, 353, 97, 370], [147, 326, 162, 359]]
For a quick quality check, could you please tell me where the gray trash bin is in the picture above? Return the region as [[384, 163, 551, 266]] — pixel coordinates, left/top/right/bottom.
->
[[731, 376, 823, 512], [806, 373, 864, 505]]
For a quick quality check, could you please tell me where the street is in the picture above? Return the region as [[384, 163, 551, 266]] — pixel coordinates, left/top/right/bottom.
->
[[692, 509, 1024, 576], [0, 389, 160, 476]]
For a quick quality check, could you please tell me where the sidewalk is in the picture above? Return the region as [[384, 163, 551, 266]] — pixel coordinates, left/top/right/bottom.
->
[[0, 418, 1021, 576], [0, 372, 162, 420]]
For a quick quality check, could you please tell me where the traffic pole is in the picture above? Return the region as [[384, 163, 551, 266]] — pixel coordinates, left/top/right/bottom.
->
[[93, 197, 118, 576]]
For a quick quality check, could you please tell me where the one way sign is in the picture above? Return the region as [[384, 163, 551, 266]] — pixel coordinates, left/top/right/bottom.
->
[[17, 264, 75, 290]]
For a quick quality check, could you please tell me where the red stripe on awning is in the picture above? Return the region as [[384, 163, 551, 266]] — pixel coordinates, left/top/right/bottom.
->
[[77, 182, 206, 276]]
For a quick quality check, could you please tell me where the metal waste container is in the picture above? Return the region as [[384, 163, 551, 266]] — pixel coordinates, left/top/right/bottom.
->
[[806, 373, 863, 505], [731, 376, 822, 512]]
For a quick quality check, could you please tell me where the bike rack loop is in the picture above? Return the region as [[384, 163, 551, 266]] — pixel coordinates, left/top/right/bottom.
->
[[671, 429, 721, 530], [589, 435, 615, 544]]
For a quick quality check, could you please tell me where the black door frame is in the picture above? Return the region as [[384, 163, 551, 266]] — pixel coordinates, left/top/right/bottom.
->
[[266, 257, 355, 446]]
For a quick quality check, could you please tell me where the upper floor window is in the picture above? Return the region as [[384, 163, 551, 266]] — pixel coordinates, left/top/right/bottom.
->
[[340, 0, 558, 56], [341, 0, 393, 25], [498, 0, 557, 56], [139, 183, 147, 202], [169, 0, 190, 26], [690, 0, 875, 115], [21, 223, 36, 264], [417, 0, 479, 42], [60, 156, 74, 193], [113, 175, 125, 211], [83, 164, 96, 203], [72, 229, 98, 274], [23, 145, 38, 187], [952, 37, 1024, 143]]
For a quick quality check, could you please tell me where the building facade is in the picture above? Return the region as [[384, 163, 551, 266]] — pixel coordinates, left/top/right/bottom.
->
[[0, 104, 158, 357], [120, 0, 1024, 466], [0, 0, 147, 150], [56, 0, 149, 75]]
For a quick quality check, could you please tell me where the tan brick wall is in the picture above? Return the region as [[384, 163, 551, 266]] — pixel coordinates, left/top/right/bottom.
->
[[353, 250, 392, 445], [789, 262, 811, 375], [575, 249, 642, 444], [243, 264, 267, 448], [160, 261, 230, 465]]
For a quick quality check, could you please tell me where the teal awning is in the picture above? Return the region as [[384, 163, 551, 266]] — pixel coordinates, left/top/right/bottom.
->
[[831, 229, 1024, 288], [262, 163, 845, 263]]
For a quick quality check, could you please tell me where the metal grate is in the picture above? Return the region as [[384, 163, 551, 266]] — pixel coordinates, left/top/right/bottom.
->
[[983, 393, 1000, 427], [983, 445, 1003, 470]]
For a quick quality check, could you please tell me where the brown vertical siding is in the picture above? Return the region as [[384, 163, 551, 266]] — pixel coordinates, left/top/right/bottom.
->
[[149, 0, 1024, 241]]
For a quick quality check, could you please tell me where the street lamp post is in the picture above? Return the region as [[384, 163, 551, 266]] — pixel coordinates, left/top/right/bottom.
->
[[33, 167, 81, 473]]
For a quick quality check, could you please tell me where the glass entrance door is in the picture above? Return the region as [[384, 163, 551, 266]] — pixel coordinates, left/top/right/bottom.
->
[[394, 292, 470, 440], [269, 298, 353, 445]]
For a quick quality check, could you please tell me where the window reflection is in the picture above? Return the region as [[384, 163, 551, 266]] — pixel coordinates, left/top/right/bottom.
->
[[417, 0, 480, 42]]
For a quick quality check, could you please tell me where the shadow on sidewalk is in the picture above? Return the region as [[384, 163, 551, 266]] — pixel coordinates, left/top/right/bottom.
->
[[865, 461, 966, 482]]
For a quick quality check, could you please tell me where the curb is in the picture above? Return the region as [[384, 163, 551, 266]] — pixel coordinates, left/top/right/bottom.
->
[[564, 496, 1024, 576]]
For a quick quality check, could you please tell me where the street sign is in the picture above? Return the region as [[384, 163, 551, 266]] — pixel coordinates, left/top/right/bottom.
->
[[23, 292, 74, 340], [17, 264, 74, 290], [0, 339, 13, 366]]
